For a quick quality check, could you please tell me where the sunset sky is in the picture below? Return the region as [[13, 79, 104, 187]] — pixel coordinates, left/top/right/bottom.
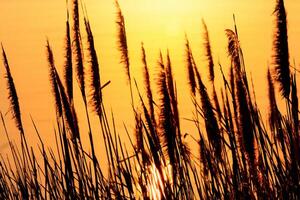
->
[[0, 0, 300, 154]]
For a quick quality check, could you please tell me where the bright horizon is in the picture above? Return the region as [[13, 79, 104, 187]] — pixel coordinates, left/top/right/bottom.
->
[[0, 0, 300, 155]]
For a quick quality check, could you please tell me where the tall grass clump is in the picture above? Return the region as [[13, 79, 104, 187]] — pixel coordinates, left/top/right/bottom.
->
[[0, 0, 299, 199], [273, 0, 290, 99]]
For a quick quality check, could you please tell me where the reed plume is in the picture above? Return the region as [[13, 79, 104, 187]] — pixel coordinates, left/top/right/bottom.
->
[[115, 0, 135, 107], [84, 25, 102, 198], [1, 45, 24, 134], [157, 60, 176, 165], [185, 36, 196, 96], [141, 43, 155, 125], [202, 21, 222, 119], [46, 41, 62, 117], [202, 20, 214, 82], [115, 0, 130, 83], [84, 16, 102, 115], [165, 50, 180, 133], [225, 29, 241, 72], [71, 0, 85, 98], [63, 14, 73, 102], [273, 0, 290, 98], [165, 50, 175, 104]]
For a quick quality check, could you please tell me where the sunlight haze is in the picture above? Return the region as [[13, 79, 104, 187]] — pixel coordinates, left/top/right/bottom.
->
[[0, 0, 300, 159]]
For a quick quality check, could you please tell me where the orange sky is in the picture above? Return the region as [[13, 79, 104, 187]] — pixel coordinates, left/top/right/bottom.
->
[[0, 0, 300, 156]]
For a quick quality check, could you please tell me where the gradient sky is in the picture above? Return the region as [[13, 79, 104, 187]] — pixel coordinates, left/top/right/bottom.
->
[[0, 0, 300, 156]]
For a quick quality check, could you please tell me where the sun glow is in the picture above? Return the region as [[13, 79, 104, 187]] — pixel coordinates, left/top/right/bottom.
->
[[146, 163, 173, 200]]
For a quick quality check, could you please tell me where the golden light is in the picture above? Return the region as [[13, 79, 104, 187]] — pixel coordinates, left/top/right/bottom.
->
[[146, 162, 173, 200]]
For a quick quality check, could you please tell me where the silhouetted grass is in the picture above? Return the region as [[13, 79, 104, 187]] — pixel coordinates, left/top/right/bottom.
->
[[0, 0, 299, 199]]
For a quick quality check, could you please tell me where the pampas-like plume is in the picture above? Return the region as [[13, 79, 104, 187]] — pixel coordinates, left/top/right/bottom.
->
[[46, 41, 62, 117], [63, 16, 73, 102], [165, 50, 180, 133], [141, 43, 155, 124], [185, 36, 196, 96], [273, 0, 290, 98], [202, 21, 222, 120], [194, 65, 221, 159], [1, 45, 24, 134], [202, 20, 214, 82], [115, 0, 130, 83], [84, 17, 102, 115], [225, 29, 241, 72], [165, 50, 175, 103], [71, 0, 85, 98], [157, 63, 176, 165]]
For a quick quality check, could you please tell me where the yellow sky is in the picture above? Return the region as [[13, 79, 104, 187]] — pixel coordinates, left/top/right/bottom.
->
[[0, 0, 300, 155]]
